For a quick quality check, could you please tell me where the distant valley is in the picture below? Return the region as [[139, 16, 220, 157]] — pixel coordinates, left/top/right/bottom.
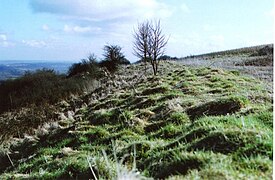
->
[[0, 60, 74, 81]]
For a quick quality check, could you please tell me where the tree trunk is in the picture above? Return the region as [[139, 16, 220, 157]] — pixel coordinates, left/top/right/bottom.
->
[[155, 61, 158, 75], [144, 58, 148, 73], [152, 61, 157, 75]]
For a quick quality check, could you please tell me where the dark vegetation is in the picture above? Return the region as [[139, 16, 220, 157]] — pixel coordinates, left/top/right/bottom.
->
[[67, 54, 101, 78], [250, 45, 273, 56], [100, 45, 130, 73], [68, 45, 130, 77], [158, 55, 179, 60], [235, 45, 273, 66], [0, 69, 84, 113], [0, 44, 129, 114]]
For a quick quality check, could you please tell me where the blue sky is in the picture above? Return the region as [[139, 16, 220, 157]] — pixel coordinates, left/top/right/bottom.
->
[[0, 0, 273, 62]]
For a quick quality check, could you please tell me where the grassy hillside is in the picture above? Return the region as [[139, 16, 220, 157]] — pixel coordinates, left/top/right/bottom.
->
[[0, 62, 272, 179], [179, 44, 273, 82], [183, 44, 273, 59]]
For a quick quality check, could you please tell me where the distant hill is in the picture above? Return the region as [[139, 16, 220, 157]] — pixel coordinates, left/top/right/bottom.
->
[[0, 65, 24, 81], [0, 61, 73, 81]]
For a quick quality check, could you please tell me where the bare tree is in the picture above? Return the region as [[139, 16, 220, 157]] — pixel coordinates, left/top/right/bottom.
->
[[149, 20, 168, 75], [133, 21, 150, 71], [133, 20, 168, 75]]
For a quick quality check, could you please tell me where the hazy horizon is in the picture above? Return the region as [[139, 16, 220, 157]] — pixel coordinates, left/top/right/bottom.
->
[[0, 43, 273, 63], [0, 0, 273, 62], [0, 59, 78, 63]]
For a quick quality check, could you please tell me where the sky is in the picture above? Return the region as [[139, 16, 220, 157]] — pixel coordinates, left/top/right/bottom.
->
[[0, 0, 273, 62]]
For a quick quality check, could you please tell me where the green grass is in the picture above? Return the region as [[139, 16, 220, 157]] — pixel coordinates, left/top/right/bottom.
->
[[0, 62, 272, 179]]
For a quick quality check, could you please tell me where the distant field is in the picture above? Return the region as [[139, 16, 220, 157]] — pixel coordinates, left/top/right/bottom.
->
[[179, 44, 273, 82], [0, 60, 74, 80]]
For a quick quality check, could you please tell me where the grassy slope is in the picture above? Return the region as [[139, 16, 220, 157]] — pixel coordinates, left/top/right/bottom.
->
[[183, 44, 273, 58], [0, 62, 272, 179], [179, 44, 273, 83]]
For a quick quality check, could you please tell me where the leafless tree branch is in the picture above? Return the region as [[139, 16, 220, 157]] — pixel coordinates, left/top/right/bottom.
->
[[133, 20, 168, 75]]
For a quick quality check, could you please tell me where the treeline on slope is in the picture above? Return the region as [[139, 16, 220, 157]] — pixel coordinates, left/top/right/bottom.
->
[[0, 45, 130, 114]]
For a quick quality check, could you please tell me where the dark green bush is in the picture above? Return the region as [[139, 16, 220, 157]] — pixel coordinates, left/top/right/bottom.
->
[[0, 69, 85, 113], [67, 54, 102, 78], [100, 44, 130, 73], [68, 47, 130, 76], [99, 59, 118, 73]]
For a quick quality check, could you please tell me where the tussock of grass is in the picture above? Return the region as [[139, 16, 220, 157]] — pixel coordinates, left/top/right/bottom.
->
[[141, 86, 169, 95], [169, 112, 190, 124], [150, 123, 184, 139], [186, 96, 246, 120], [142, 150, 209, 178], [91, 98, 122, 110]]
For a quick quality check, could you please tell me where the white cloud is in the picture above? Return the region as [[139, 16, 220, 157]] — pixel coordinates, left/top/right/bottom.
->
[[264, 7, 274, 17], [203, 24, 214, 31], [42, 24, 50, 31], [0, 41, 11, 47], [22, 40, 46, 48], [0, 34, 7, 41], [180, 3, 190, 13], [29, 0, 174, 60], [30, 0, 173, 21], [63, 24, 101, 34], [0, 34, 15, 47]]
